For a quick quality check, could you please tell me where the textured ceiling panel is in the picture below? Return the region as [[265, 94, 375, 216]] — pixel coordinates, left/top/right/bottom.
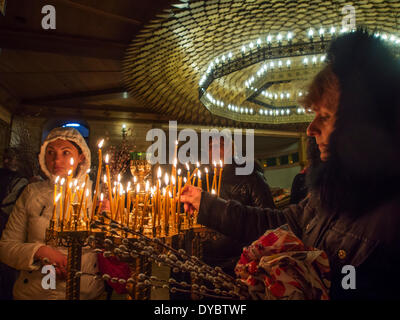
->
[[123, 0, 400, 130]]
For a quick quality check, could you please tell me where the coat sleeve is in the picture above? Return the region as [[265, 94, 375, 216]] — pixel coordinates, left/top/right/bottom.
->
[[197, 191, 309, 245], [0, 185, 44, 271]]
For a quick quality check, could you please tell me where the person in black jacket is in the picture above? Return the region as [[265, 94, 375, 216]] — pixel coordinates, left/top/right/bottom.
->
[[289, 137, 320, 204], [181, 29, 400, 300], [201, 137, 275, 276], [0, 148, 29, 300]]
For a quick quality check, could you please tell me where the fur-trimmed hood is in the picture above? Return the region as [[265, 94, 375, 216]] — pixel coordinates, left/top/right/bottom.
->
[[307, 29, 400, 215], [38, 127, 91, 182]]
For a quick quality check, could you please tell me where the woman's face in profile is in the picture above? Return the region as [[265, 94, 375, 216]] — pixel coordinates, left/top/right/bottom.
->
[[45, 139, 84, 177]]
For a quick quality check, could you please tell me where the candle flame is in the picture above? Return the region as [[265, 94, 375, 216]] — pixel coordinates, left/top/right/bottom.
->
[[113, 187, 116, 194], [55, 176, 60, 184], [68, 169, 72, 176], [136, 184, 140, 193], [211, 189, 216, 195], [168, 191, 172, 198], [183, 177, 187, 183], [69, 182, 72, 188], [219, 160, 223, 167], [178, 168, 181, 175], [164, 173, 169, 185], [105, 154, 109, 164], [175, 140, 178, 145], [173, 158, 177, 167], [103, 174, 107, 183], [118, 174, 121, 182], [197, 161, 200, 168], [185, 163, 189, 171], [98, 139, 104, 149], [87, 169, 91, 174], [100, 193, 104, 201], [213, 161, 217, 167], [157, 167, 162, 178], [133, 176, 137, 183], [162, 188, 166, 196], [205, 167, 208, 174], [74, 179, 78, 187], [60, 178, 65, 186], [127, 181, 131, 191], [55, 193, 62, 202], [171, 176, 176, 185], [70, 158, 74, 166], [81, 183, 85, 188], [198, 171, 202, 179], [145, 180, 150, 191], [86, 189, 89, 197]]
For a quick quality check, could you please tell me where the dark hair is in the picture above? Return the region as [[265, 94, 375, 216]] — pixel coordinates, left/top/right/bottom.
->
[[307, 29, 400, 215], [300, 64, 340, 112], [68, 140, 83, 155]]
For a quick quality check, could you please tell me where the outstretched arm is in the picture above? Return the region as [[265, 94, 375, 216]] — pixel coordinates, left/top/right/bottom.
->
[[181, 185, 310, 245]]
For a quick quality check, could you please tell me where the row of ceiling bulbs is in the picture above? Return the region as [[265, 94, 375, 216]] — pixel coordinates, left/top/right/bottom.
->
[[205, 92, 309, 117], [245, 55, 326, 88], [199, 28, 400, 87]]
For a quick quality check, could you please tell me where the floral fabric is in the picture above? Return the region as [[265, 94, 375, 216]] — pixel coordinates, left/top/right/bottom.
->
[[235, 224, 330, 300]]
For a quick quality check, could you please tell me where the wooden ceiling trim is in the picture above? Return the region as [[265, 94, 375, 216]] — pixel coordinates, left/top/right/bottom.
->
[[0, 28, 128, 60]]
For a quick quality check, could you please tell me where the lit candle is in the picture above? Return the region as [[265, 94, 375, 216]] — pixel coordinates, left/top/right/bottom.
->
[[217, 160, 223, 196], [198, 170, 202, 189], [83, 189, 89, 222], [205, 167, 210, 192], [126, 182, 131, 213], [151, 188, 155, 228], [63, 168, 73, 225], [105, 154, 114, 219], [177, 169, 182, 220], [91, 139, 104, 219], [171, 175, 176, 213], [53, 176, 59, 207], [52, 193, 61, 224], [212, 161, 217, 191], [164, 174, 170, 229], [186, 163, 190, 186], [96, 193, 104, 216], [134, 183, 140, 230], [59, 178, 65, 227], [185, 167, 198, 187], [155, 167, 161, 226], [142, 182, 149, 228]]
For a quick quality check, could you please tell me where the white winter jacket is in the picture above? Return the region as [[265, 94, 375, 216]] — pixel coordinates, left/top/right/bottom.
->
[[0, 127, 104, 300]]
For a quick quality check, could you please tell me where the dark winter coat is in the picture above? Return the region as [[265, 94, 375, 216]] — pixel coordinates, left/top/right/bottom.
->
[[198, 191, 400, 300], [289, 170, 308, 205], [201, 162, 275, 275]]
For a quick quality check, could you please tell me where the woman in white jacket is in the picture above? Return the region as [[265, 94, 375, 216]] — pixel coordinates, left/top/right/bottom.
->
[[0, 127, 104, 300]]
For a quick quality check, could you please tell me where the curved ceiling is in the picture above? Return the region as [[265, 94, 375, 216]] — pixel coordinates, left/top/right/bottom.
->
[[123, 0, 400, 130]]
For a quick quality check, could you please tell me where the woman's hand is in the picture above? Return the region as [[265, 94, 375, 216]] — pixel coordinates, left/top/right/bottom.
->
[[34, 246, 67, 279], [180, 185, 202, 214]]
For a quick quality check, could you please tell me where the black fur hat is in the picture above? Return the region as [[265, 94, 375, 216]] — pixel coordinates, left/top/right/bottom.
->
[[307, 29, 400, 215]]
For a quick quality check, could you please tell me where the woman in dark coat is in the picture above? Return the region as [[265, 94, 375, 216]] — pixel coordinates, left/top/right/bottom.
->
[[181, 29, 400, 300]]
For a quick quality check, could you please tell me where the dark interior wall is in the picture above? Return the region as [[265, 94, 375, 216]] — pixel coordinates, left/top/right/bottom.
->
[[0, 118, 10, 166]]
